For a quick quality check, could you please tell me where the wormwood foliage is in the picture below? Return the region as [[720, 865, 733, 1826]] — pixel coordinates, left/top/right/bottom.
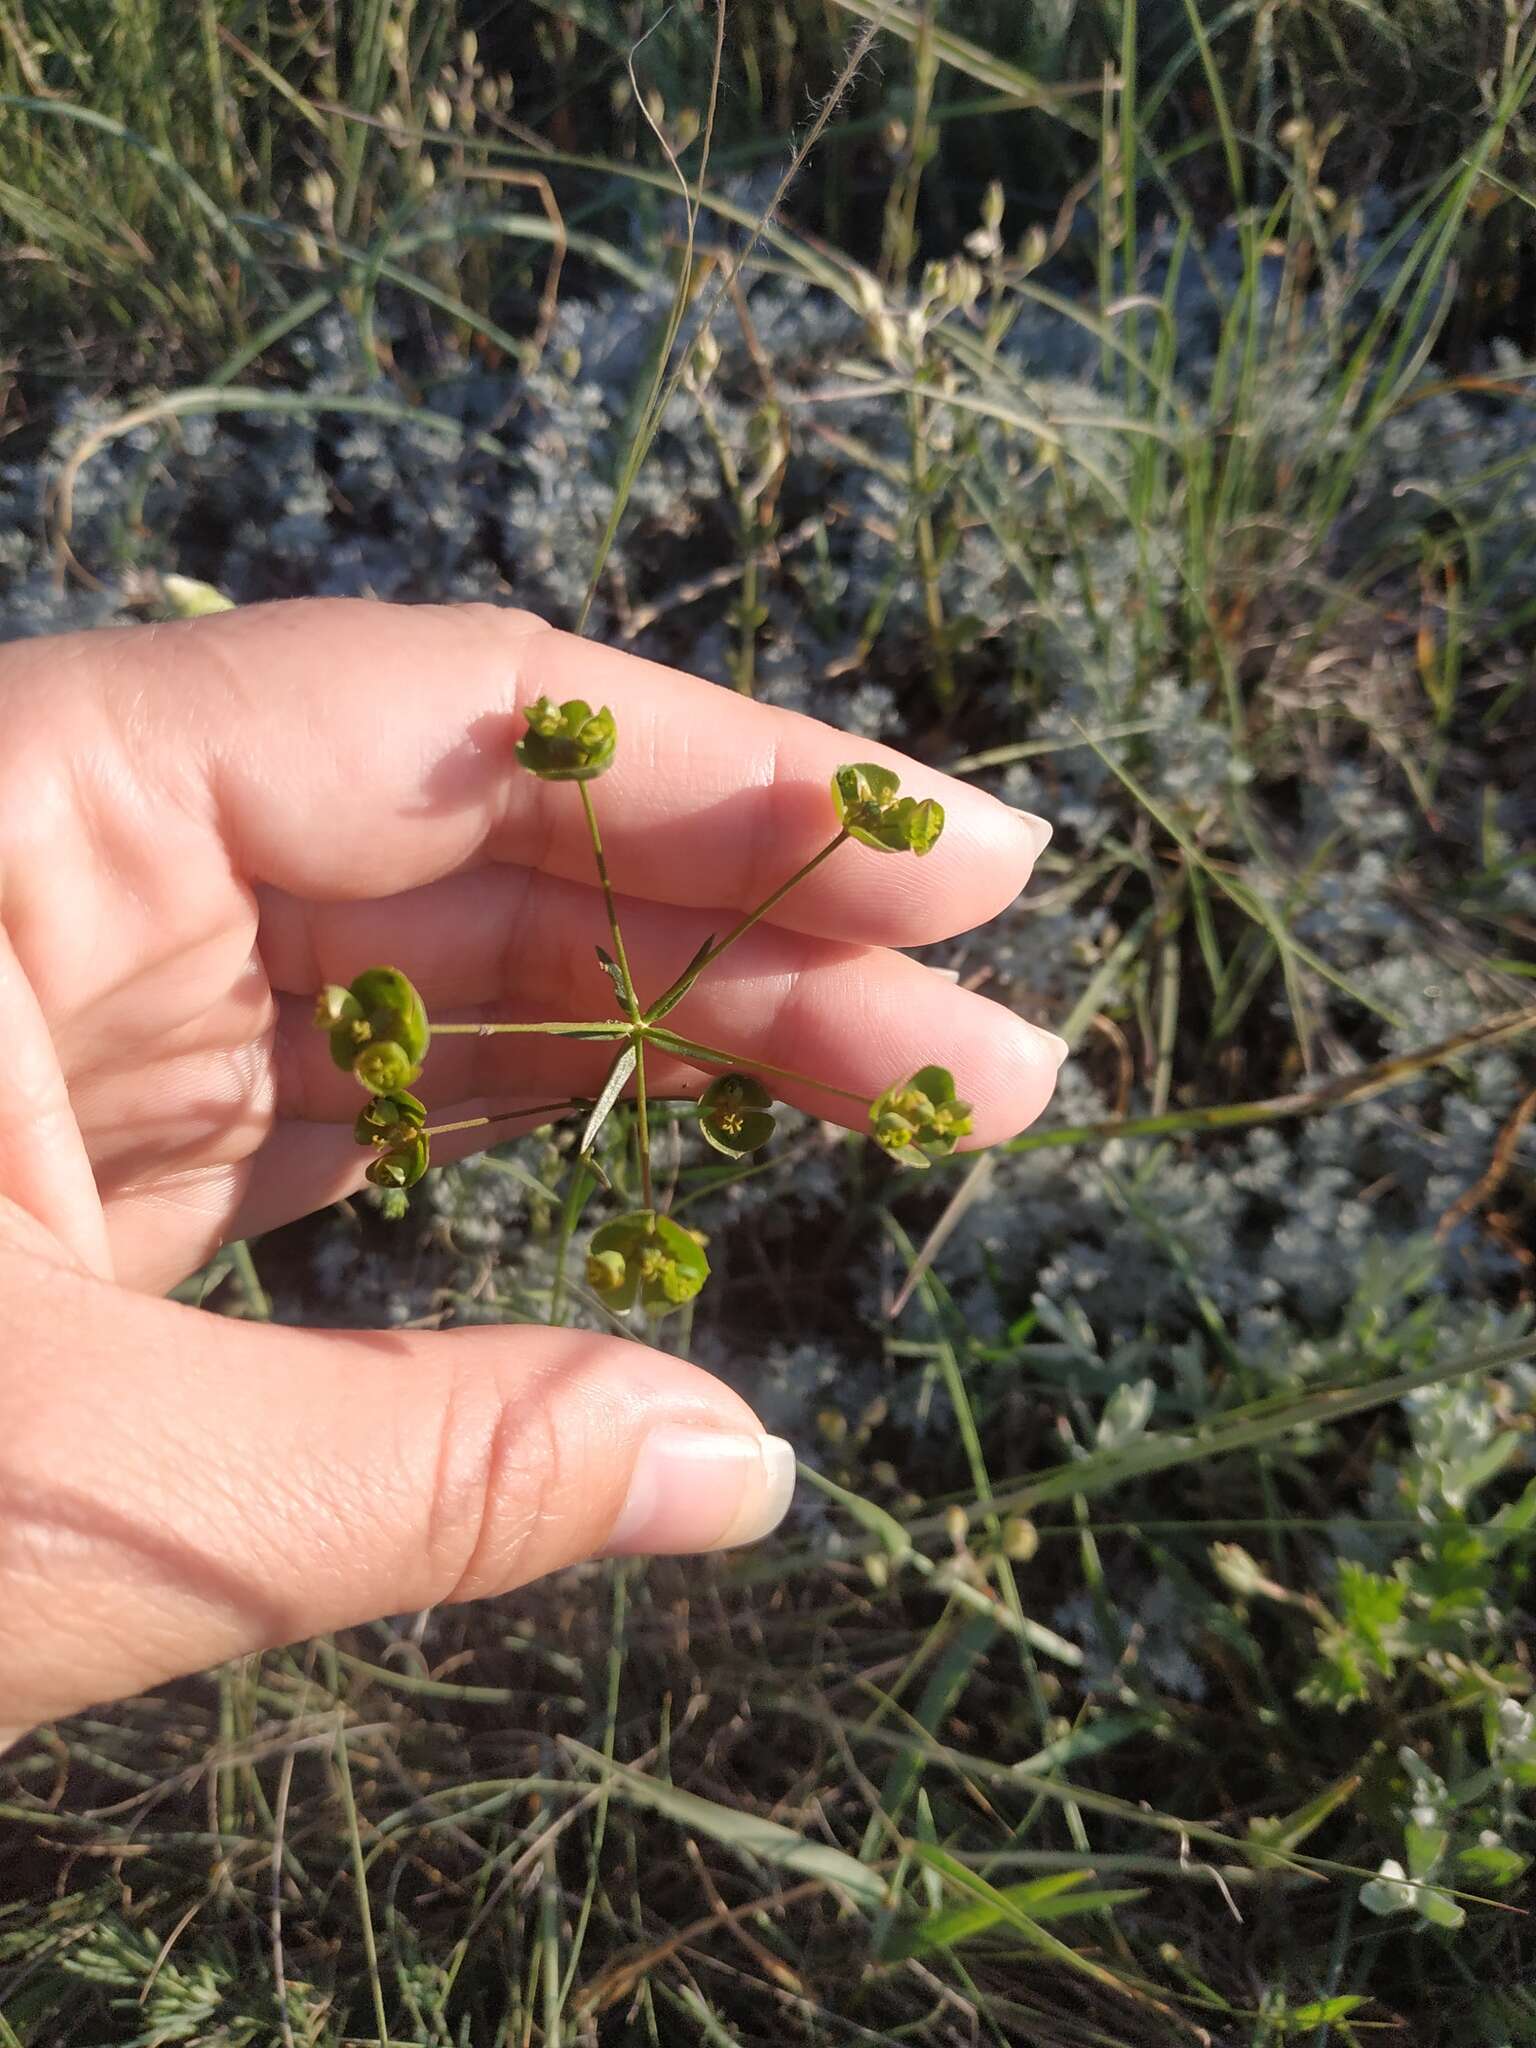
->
[[317, 704, 968, 1310]]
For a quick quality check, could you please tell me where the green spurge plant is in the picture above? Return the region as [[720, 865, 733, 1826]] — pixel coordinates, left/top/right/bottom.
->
[[314, 696, 971, 1313]]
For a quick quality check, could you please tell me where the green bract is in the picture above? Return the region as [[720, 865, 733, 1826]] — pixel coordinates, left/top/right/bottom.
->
[[355, 1088, 431, 1191], [585, 1211, 710, 1314], [316, 967, 430, 1092], [516, 695, 617, 781], [698, 1073, 776, 1158], [364, 1133, 431, 1191], [314, 983, 363, 1032], [832, 762, 945, 856], [354, 1088, 427, 1149], [870, 1065, 972, 1168]]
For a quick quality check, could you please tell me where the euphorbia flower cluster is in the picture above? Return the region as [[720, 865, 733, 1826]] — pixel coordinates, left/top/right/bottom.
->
[[315, 706, 972, 1314]]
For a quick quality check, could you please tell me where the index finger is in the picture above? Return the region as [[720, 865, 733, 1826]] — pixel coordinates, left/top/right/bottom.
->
[[74, 599, 1051, 947]]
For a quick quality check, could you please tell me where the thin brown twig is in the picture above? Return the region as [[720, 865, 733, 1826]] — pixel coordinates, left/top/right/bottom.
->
[[616, 509, 832, 638], [455, 165, 566, 359], [684, 1839, 805, 1995], [574, 1879, 824, 2016], [1437, 1083, 1536, 1242]]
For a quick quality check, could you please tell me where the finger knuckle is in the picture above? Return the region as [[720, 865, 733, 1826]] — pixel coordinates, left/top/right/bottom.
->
[[425, 1354, 559, 1606]]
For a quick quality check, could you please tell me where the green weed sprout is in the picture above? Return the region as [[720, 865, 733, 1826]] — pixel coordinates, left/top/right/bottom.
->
[[317, 700, 971, 1315]]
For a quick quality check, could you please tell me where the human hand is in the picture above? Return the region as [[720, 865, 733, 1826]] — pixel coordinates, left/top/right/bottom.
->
[[0, 599, 1064, 1745]]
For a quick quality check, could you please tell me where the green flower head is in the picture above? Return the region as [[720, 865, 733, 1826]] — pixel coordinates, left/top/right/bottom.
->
[[516, 696, 617, 781], [354, 1088, 427, 1150], [831, 762, 944, 856], [364, 1133, 431, 1191], [698, 1072, 775, 1159], [355, 1087, 430, 1191], [585, 1211, 710, 1315], [870, 1065, 972, 1169], [316, 967, 430, 1093]]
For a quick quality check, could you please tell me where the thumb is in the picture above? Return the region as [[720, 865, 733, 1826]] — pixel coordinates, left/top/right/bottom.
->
[[0, 1223, 795, 1743]]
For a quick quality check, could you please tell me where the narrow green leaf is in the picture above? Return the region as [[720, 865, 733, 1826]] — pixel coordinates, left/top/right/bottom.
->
[[1416, 1885, 1467, 1931], [872, 1612, 999, 1840], [562, 1740, 887, 1908], [1281, 1999, 1368, 2030], [1247, 1774, 1361, 1855], [1012, 1712, 1151, 1776], [893, 1874, 1146, 1958], [828, 0, 1099, 129], [645, 933, 717, 1024], [595, 946, 629, 1013], [1443, 1429, 1521, 1506], [1458, 1841, 1529, 1889], [550, 1160, 599, 1327], [906, 1845, 1139, 1997], [579, 1042, 638, 1157], [797, 1463, 914, 1562], [1489, 1477, 1536, 1552]]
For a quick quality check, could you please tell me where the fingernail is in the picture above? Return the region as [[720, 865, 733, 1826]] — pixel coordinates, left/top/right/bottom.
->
[[608, 1426, 796, 1556], [1009, 808, 1053, 859], [1035, 1024, 1071, 1067]]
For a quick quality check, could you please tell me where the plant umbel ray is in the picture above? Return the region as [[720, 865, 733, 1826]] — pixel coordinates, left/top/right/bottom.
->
[[314, 702, 970, 1313]]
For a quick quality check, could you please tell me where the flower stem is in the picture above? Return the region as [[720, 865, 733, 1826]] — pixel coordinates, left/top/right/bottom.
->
[[430, 1020, 630, 1039], [633, 1033, 654, 1211], [643, 830, 850, 1020], [579, 780, 642, 1024], [424, 1101, 579, 1141], [646, 1026, 871, 1108], [421, 1092, 713, 1149]]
